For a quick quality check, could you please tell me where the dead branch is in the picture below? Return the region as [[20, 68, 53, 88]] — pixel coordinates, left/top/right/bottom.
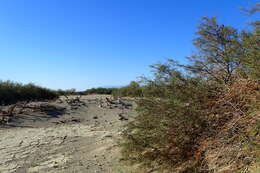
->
[[0, 104, 19, 124]]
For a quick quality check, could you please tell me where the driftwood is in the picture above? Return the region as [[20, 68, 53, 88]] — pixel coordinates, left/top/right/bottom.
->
[[0, 101, 67, 124], [22, 103, 66, 113], [118, 113, 128, 121], [64, 95, 86, 107], [98, 97, 132, 110], [53, 117, 81, 125], [0, 104, 18, 124], [57, 98, 63, 104], [105, 97, 114, 104]]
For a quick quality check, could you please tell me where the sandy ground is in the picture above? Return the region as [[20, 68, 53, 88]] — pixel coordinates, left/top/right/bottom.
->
[[0, 95, 136, 173]]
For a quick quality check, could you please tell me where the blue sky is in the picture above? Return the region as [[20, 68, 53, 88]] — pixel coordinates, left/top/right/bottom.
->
[[0, 0, 258, 90]]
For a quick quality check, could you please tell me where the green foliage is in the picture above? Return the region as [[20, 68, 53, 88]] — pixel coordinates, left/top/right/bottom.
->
[[0, 80, 58, 105], [183, 17, 245, 84], [84, 87, 118, 95], [238, 27, 260, 79], [120, 16, 260, 172], [120, 62, 212, 171], [113, 81, 143, 97], [56, 88, 77, 95]]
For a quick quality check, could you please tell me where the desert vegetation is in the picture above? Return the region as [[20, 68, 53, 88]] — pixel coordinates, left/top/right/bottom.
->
[[0, 81, 58, 105], [0, 3, 259, 173], [84, 87, 118, 95], [112, 81, 143, 98], [118, 13, 260, 173]]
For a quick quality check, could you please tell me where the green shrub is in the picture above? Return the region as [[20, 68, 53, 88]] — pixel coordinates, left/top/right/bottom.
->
[[0, 81, 58, 105], [56, 88, 77, 95], [113, 81, 143, 98], [120, 15, 260, 172], [84, 87, 118, 95], [120, 65, 212, 171]]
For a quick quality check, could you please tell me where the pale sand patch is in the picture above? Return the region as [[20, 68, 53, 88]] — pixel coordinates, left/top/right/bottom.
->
[[0, 95, 136, 173]]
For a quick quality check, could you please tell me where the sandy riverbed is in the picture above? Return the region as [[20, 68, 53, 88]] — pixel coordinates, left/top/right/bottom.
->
[[0, 95, 136, 173]]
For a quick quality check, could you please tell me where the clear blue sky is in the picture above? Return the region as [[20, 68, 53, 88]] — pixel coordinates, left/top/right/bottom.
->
[[0, 0, 258, 90]]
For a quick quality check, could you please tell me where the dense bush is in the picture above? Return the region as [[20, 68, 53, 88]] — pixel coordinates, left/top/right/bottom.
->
[[120, 15, 260, 173], [84, 87, 118, 95], [112, 81, 143, 97], [0, 81, 58, 105], [56, 88, 77, 95]]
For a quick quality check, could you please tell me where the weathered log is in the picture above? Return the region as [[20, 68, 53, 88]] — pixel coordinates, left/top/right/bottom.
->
[[118, 113, 128, 121]]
